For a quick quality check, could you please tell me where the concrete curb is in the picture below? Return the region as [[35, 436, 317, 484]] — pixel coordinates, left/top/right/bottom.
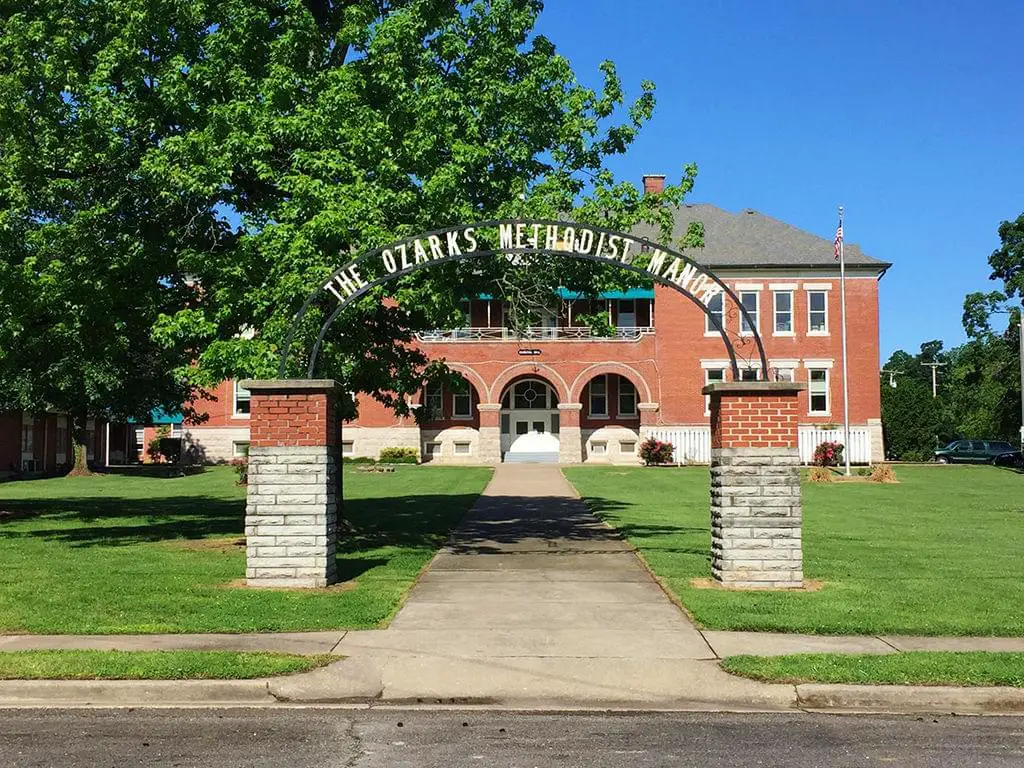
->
[[796, 684, 1024, 715], [3, 668, 1024, 714]]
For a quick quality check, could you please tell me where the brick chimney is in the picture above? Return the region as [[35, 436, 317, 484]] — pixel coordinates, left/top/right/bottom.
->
[[642, 174, 666, 195]]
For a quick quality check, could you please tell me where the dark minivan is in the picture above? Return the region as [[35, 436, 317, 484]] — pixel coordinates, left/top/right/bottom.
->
[[934, 440, 1021, 465]]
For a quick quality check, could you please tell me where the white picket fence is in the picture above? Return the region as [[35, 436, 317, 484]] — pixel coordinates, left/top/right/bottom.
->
[[645, 426, 872, 465], [645, 427, 711, 465], [797, 427, 872, 465]]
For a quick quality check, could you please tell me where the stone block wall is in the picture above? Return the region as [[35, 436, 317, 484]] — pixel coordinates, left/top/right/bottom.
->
[[704, 382, 805, 589]]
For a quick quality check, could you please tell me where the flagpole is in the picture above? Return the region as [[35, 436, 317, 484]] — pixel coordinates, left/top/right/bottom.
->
[[839, 206, 852, 476]]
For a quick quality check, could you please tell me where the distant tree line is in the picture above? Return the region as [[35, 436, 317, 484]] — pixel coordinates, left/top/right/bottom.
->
[[882, 215, 1023, 460]]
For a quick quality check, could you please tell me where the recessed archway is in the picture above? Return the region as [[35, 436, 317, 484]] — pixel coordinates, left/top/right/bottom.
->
[[497, 375, 562, 463]]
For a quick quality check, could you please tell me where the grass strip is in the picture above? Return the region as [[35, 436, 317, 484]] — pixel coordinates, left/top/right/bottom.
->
[[721, 652, 1024, 687], [0, 650, 335, 680]]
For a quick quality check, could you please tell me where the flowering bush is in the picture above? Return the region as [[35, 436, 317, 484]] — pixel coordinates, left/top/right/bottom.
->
[[639, 437, 674, 466], [813, 441, 844, 467]]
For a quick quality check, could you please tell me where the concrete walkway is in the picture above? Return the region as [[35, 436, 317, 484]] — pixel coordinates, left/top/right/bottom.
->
[[3, 465, 1024, 711]]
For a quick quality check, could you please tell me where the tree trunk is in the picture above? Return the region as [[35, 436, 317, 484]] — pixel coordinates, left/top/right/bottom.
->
[[68, 412, 93, 476]]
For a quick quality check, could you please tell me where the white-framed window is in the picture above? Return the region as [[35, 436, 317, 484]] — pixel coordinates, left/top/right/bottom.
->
[[773, 291, 793, 334], [740, 367, 760, 382], [233, 381, 251, 416], [20, 416, 34, 453], [591, 441, 607, 456], [773, 367, 795, 383], [808, 290, 828, 334], [809, 368, 830, 414], [426, 441, 442, 456], [424, 383, 443, 419], [232, 441, 250, 457], [620, 441, 636, 454], [705, 293, 725, 335], [589, 375, 608, 417], [704, 368, 726, 415], [452, 388, 472, 419], [739, 291, 759, 334], [454, 442, 471, 455], [618, 378, 637, 417], [342, 440, 354, 456]]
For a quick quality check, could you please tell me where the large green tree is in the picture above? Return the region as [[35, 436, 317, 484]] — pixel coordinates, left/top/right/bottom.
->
[[1, 0, 696, 464]]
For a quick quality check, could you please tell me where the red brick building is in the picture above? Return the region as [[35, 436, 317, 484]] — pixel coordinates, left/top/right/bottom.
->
[[181, 187, 889, 466]]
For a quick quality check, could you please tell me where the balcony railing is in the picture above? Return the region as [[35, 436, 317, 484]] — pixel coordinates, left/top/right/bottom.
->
[[415, 326, 655, 342]]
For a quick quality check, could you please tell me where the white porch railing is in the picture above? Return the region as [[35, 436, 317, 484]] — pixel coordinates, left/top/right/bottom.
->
[[415, 326, 655, 342], [644, 425, 873, 465]]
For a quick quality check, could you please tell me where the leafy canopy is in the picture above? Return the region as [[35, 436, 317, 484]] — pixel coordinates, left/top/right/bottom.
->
[[1, 0, 700, 426]]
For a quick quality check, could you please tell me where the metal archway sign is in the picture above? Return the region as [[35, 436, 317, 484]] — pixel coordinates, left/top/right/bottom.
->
[[279, 219, 768, 378]]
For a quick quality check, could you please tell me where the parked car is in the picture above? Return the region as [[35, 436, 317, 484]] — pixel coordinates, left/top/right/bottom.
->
[[934, 439, 1022, 466]]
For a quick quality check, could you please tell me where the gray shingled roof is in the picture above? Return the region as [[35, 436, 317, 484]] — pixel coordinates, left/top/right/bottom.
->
[[633, 204, 889, 270]]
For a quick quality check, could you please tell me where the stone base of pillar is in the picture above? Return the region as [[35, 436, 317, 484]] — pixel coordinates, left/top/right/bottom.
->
[[558, 426, 583, 464], [477, 426, 501, 466], [867, 418, 884, 464], [245, 445, 339, 588], [710, 447, 803, 589]]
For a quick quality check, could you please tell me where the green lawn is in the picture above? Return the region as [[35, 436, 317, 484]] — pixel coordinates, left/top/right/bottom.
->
[[0, 465, 490, 633], [564, 465, 1024, 636], [722, 652, 1024, 687], [0, 650, 333, 679]]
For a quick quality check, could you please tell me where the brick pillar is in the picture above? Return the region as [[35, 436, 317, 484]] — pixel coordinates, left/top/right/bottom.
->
[[242, 379, 340, 588], [557, 403, 583, 463], [702, 382, 806, 589], [477, 403, 502, 465]]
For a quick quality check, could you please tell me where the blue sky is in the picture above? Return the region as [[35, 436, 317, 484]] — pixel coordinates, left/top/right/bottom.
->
[[534, 1, 1024, 358]]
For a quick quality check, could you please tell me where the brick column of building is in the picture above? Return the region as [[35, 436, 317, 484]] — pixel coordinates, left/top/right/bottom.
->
[[702, 381, 806, 589], [242, 379, 340, 588], [476, 403, 502, 465], [557, 403, 583, 463]]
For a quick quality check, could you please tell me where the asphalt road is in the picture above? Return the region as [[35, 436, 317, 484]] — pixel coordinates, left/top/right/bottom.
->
[[1, 709, 1023, 767]]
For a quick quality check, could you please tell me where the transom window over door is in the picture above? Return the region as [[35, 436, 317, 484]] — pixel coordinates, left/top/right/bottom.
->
[[503, 379, 558, 410]]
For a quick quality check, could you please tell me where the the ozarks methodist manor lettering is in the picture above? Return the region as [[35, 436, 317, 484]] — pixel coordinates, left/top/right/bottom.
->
[[322, 222, 724, 306]]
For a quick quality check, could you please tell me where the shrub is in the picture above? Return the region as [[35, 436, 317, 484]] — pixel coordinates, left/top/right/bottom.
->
[[812, 440, 844, 467], [870, 464, 898, 483], [379, 447, 419, 464], [808, 466, 833, 483], [342, 456, 376, 464], [856, 466, 872, 477], [639, 437, 674, 466], [231, 457, 248, 486]]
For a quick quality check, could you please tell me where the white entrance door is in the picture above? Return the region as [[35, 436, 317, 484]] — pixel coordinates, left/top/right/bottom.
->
[[499, 379, 561, 458]]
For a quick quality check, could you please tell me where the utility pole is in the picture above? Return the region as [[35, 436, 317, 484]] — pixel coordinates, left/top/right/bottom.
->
[[880, 369, 902, 388], [920, 361, 946, 398]]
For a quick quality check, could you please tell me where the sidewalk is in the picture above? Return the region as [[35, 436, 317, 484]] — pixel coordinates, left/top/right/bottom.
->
[[2, 465, 1023, 712]]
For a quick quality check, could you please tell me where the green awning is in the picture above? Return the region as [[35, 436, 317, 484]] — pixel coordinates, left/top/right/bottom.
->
[[127, 408, 182, 425]]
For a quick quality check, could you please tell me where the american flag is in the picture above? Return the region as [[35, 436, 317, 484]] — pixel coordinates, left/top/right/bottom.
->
[[834, 223, 843, 260]]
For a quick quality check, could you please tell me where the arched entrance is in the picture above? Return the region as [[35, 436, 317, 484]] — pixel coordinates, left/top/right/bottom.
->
[[498, 377, 561, 462]]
